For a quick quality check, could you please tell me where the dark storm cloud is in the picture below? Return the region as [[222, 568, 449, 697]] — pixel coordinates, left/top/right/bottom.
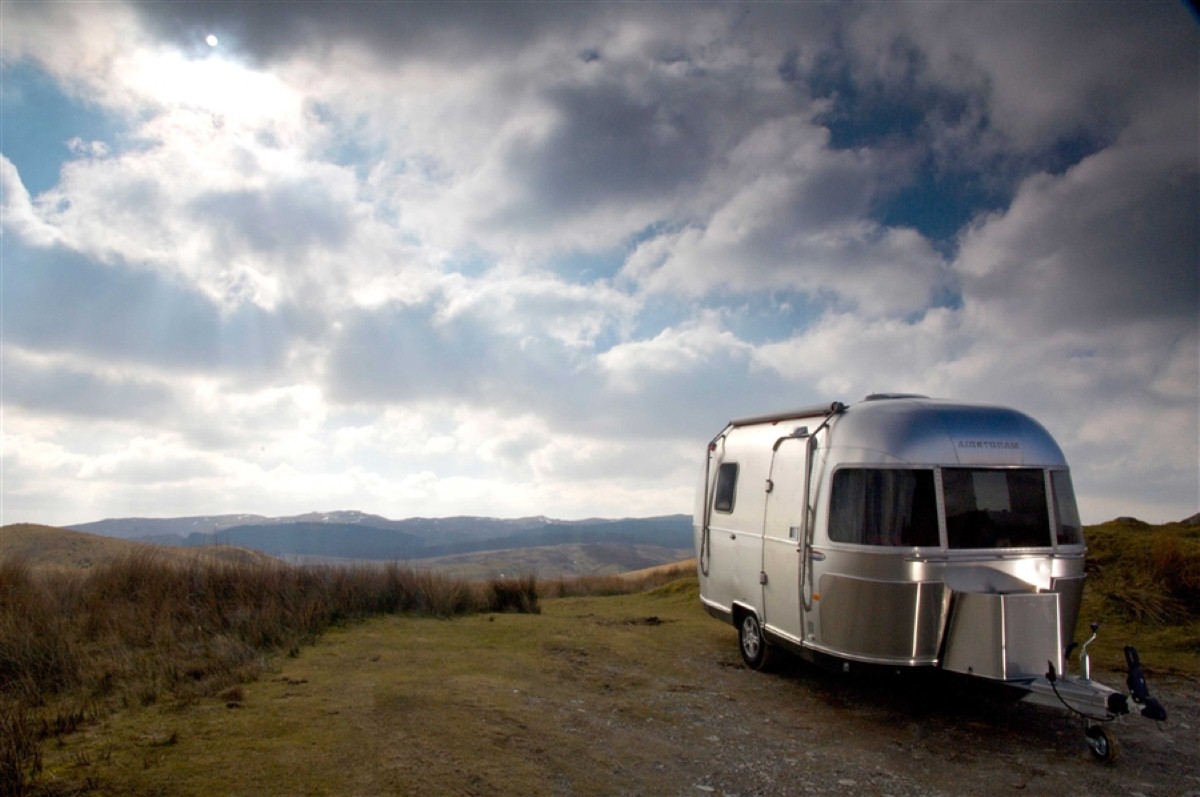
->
[[503, 80, 712, 219], [958, 143, 1200, 332], [3, 241, 289, 375]]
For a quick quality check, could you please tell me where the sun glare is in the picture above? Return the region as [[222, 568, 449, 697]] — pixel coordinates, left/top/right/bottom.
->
[[125, 46, 299, 132], [206, 34, 219, 47]]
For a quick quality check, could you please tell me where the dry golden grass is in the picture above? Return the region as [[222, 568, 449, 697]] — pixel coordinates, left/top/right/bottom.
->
[[0, 549, 545, 796], [33, 580, 724, 796], [1074, 517, 1200, 674], [621, 557, 696, 580]]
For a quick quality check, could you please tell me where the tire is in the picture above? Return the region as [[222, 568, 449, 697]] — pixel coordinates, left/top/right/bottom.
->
[[1085, 725, 1120, 764], [738, 611, 774, 671]]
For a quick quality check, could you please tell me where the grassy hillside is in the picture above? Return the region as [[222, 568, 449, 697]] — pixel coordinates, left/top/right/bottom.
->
[[1, 523, 690, 581], [3, 518, 1195, 794], [0, 543, 647, 796], [29, 580, 1200, 797], [0, 524, 279, 570], [1074, 517, 1200, 674]]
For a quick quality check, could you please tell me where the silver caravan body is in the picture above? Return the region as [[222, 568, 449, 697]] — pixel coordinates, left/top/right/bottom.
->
[[695, 395, 1164, 760]]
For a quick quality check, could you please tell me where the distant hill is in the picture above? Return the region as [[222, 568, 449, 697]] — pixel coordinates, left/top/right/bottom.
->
[[69, 511, 574, 544], [0, 524, 280, 570], [406, 543, 692, 581], [68, 513, 694, 563], [68, 513, 274, 539], [173, 522, 429, 560]]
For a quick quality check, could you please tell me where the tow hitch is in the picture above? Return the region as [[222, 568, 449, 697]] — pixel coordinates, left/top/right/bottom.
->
[[1027, 624, 1168, 763], [1125, 645, 1167, 721]]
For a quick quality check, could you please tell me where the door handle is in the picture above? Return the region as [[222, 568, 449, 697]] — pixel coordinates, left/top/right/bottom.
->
[[809, 551, 826, 562]]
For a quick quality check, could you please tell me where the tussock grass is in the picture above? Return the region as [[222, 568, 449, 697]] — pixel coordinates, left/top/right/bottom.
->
[[1087, 520, 1200, 623], [1075, 518, 1200, 674], [487, 574, 540, 613], [0, 554, 542, 796], [0, 701, 41, 796]]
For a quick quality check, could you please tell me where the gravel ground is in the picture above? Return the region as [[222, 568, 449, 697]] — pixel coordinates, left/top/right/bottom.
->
[[530, 598, 1198, 797], [636, 649, 1199, 797]]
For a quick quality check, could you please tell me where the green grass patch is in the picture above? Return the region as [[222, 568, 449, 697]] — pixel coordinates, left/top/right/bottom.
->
[[1073, 518, 1200, 675], [0, 555, 548, 796], [33, 579, 729, 796]]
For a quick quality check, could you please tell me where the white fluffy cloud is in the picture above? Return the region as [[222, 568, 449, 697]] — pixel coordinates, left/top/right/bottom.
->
[[2, 2, 1196, 527]]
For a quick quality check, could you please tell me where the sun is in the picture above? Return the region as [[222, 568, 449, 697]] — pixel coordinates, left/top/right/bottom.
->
[[206, 34, 219, 48]]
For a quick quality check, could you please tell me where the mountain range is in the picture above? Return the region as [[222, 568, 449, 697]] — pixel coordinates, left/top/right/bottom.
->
[[68, 512, 694, 563]]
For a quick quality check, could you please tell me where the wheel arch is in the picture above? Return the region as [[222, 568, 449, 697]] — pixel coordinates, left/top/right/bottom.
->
[[730, 601, 759, 628]]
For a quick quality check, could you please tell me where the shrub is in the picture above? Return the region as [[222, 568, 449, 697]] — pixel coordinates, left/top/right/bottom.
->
[[0, 700, 40, 797], [1088, 522, 1200, 624], [488, 575, 540, 614]]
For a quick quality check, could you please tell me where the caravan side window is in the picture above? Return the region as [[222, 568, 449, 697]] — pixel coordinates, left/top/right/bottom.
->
[[1051, 470, 1084, 546], [713, 463, 739, 513], [828, 468, 939, 547]]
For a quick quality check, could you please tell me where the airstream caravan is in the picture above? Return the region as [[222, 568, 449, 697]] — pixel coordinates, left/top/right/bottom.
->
[[695, 394, 1165, 761]]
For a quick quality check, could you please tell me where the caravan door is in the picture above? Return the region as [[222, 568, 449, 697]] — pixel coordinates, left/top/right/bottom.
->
[[760, 436, 808, 644]]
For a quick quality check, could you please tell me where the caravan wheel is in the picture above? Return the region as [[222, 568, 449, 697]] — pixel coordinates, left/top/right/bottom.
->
[[738, 612, 774, 671], [1085, 725, 1120, 764]]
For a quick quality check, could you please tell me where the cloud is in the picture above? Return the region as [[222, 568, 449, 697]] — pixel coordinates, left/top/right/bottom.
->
[[0, 156, 59, 245], [3, 350, 176, 422], [844, 3, 1193, 152], [2, 237, 290, 377], [956, 140, 1199, 334], [2, 2, 1196, 527], [189, 180, 354, 260]]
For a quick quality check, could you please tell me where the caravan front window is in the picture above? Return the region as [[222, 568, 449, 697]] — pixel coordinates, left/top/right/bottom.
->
[[828, 468, 939, 547], [1051, 470, 1084, 546], [943, 468, 1052, 549]]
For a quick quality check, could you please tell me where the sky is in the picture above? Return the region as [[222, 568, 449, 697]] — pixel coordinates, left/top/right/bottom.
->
[[1, 1, 1197, 528]]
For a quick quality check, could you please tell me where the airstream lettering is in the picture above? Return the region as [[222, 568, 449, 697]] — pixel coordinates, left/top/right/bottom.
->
[[695, 394, 1165, 762]]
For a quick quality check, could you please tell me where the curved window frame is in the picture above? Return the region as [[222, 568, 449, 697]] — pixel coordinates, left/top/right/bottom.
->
[[1050, 469, 1085, 548], [823, 464, 1069, 552], [941, 466, 1055, 551], [712, 462, 739, 514], [826, 466, 941, 548]]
